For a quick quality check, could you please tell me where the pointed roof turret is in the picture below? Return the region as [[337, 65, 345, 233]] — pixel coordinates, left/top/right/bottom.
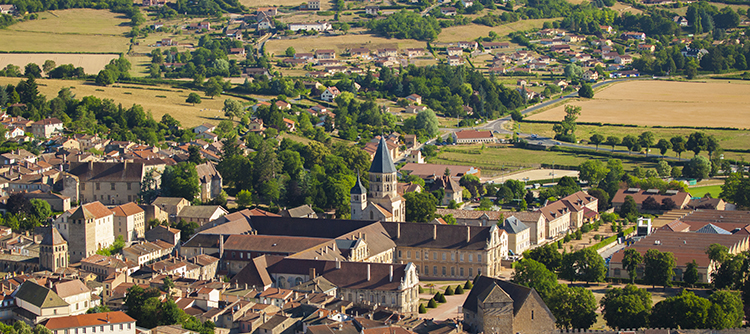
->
[[369, 137, 397, 174], [351, 172, 366, 195], [41, 226, 66, 246]]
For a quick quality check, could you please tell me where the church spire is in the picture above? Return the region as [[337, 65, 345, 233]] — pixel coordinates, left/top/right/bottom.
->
[[351, 171, 366, 194], [369, 137, 396, 174]]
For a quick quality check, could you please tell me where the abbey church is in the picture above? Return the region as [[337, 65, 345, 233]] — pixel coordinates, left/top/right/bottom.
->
[[351, 137, 405, 221]]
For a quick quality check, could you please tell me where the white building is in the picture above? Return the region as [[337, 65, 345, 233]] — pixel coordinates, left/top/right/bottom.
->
[[52, 280, 97, 316], [111, 202, 145, 243], [289, 22, 332, 31], [43, 312, 136, 334]]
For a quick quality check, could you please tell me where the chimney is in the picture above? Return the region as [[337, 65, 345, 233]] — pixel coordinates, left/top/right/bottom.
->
[[244, 283, 248, 290], [335, 259, 341, 269], [433, 224, 437, 240], [466, 226, 471, 243], [309, 267, 316, 279], [396, 223, 400, 239], [219, 234, 224, 258], [366, 264, 371, 281], [389, 265, 393, 282]]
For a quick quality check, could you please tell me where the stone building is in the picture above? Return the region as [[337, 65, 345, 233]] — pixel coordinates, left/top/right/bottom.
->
[[383, 222, 508, 280], [39, 226, 68, 272], [462, 276, 555, 334], [68, 201, 115, 263], [68, 162, 146, 205], [111, 202, 146, 243], [351, 138, 404, 222], [196, 162, 223, 202]]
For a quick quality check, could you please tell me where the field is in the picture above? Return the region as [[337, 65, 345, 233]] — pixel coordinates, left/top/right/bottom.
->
[[0, 54, 119, 75], [436, 19, 555, 43], [264, 30, 427, 56], [527, 80, 750, 128], [688, 185, 722, 198], [429, 144, 656, 177], [671, 2, 750, 16], [0, 77, 229, 128], [0, 9, 131, 53]]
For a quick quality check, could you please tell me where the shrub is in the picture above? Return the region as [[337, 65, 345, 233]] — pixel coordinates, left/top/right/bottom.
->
[[444, 286, 454, 295], [438, 293, 447, 303], [427, 298, 437, 308], [419, 304, 427, 313], [418, 285, 424, 293], [464, 280, 473, 289], [455, 285, 465, 294]]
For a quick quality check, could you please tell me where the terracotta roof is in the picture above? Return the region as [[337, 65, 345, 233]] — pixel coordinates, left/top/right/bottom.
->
[[33, 118, 63, 126], [111, 202, 144, 217], [70, 201, 114, 220], [43, 312, 135, 329], [612, 188, 690, 207], [223, 235, 331, 253], [52, 280, 90, 298], [454, 130, 493, 140]]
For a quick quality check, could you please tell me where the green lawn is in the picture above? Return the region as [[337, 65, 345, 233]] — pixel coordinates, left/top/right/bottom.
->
[[688, 185, 723, 198]]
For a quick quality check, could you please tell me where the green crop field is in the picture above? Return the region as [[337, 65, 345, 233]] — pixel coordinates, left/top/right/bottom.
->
[[688, 185, 723, 198]]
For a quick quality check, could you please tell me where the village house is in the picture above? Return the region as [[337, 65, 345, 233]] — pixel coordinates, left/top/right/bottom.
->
[[350, 48, 371, 59], [404, 48, 425, 58], [447, 56, 463, 66], [614, 55, 633, 65], [377, 48, 398, 58], [365, 5, 379, 15], [43, 312, 136, 334], [453, 130, 495, 144], [446, 47, 463, 57], [440, 7, 456, 15], [321, 87, 340, 102], [289, 22, 332, 32], [637, 44, 655, 52], [111, 202, 146, 243], [31, 118, 64, 138], [583, 70, 599, 81], [315, 49, 336, 60]]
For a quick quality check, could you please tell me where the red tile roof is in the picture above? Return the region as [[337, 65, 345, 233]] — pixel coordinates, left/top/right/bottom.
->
[[43, 312, 135, 329]]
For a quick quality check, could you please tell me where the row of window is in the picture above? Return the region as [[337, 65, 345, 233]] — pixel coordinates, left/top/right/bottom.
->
[[397, 250, 482, 263], [57, 323, 131, 334], [423, 265, 481, 277], [83, 183, 136, 191]]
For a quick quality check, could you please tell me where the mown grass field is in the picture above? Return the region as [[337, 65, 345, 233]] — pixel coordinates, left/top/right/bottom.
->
[[429, 144, 657, 177], [527, 80, 750, 129], [264, 29, 427, 56], [0, 54, 118, 76], [436, 19, 555, 43], [0, 77, 229, 127], [688, 185, 723, 198], [1, 9, 131, 53]]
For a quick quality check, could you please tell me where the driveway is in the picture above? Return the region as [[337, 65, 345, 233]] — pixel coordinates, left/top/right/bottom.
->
[[421, 292, 467, 321]]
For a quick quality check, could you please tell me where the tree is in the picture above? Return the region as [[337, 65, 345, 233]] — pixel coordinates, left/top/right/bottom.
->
[[683, 260, 699, 287], [30, 199, 52, 223], [578, 83, 594, 98], [578, 160, 608, 187], [560, 248, 607, 283], [223, 98, 244, 120], [444, 285, 454, 295], [175, 219, 200, 242], [687, 132, 708, 156], [415, 109, 439, 137], [639, 131, 655, 153], [43, 60, 56, 73], [552, 105, 581, 142], [684, 155, 710, 179], [7, 193, 32, 216], [619, 195, 639, 221], [600, 285, 651, 329], [285, 46, 296, 57], [564, 63, 583, 78], [547, 285, 597, 329], [95, 70, 115, 86], [670, 136, 686, 158], [621, 135, 638, 154], [605, 136, 620, 150], [643, 249, 676, 289], [656, 160, 672, 177], [705, 243, 730, 264], [720, 172, 750, 208], [525, 244, 563, 272], [650, 290, 711, 329], [419, 304, 427, 313], [512, 259, 558, 299], [427, 298, 437, 308], [24, 63, 42, 78], [186, 93, 202, 105], [707, 290, 744, 329], [161, 162, 200, 201], [589, 134, 604, 150], [235, 189, 253, 207], [655, 139, 672, 156], [204, 77, 223, 98], [622, 248, 643, 284], [403, 192, 437, 222]]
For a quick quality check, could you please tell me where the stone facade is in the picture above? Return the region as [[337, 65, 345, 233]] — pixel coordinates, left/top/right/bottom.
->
[[69, 162, 145, 205], [351, 138, 404, 222], [112, 202, 146, 243], [68, 201, 115, 263]]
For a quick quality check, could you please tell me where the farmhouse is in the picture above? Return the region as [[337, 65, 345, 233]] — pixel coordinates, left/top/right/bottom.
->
[[614, 55, 633, 65], [458, 41, 478, 50], [0, 4, 17, 15], [405, 48, 425, 58], [365, 5, 379, 15], [447, 56, 463, 66], [446, 47, 463, 57], [289, 22, 332, 31], [351, 48, 371, 58], [440, 7, 456, 15], [452, 130, 494, 144], [622, 31, 646, 40], [612, 188, 691, 211], [315, 49, 336, 59]]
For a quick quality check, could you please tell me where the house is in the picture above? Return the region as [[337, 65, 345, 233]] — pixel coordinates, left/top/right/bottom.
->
[[145, 225, 181, 246], [257, 7, 278, 16], [365, 5, 379, 15], [289, 22, 332, 32], [196, 162, 223, 203], [80, 254, 130, 278], [405, 48, 425, 58], [282, 118, 296, 132], [453, 130, 495, 144], [177, 205, 228, 226], [52, 280, 96, 316], [612, 188, 691, 211], [637, 44, 655, 52], [405, 94, 422, 105], [315, 49, 336, 60], [307, 0, 320, 9], [462, 276, 555, 334], [430, 175, 463, 206], [31, 118, 64, 138], [681, 46, 709, 60], [458, 41, 478, 50], [230, 48, 246, 56], [582, 70, 599, 81], [622, 31, 646, 40], [350, 48, 371, 59], [405, 105, 427, 113], [599, 25, 613, 33], [503, 216, 531, 255], [111, 202, 146, 243], [614, 55, 633, 65], [43, 312, 136, 334], [446, 47, 463, 57], [321, 87, 340, 102], [258, 17, 275, 30], [14, 281, 70, 324], [152, 197, 191, 222], [122, 240, 174, 265], [609, 70, 640, 78], [280, 205, 317, 218], [275, 100, 292, 110], [68, 161, 146, 205], [406, 150, 424, 164], [447, 56, 463, 66], [688, 196, 726, 210], [440, 7, 456, 15], [377, 48, 398, 58], [193, 123, 216, 134], [460, 0, 473, 7], [673, 15, 688, 26], [0, 4, 17, 15]]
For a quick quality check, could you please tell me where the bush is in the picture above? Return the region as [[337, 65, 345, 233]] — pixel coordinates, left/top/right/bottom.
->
[[464, 280, 473, 289], [434, 292, 446, 303], [418, 285, 424, 293], [427, 298, 437, 308], [419, 304, 427, 313], [455, 285, 465, 294], [444, 286, 454, 295]]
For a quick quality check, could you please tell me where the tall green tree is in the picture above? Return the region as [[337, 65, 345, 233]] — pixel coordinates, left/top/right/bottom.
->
[[547, 285, 597, 329], [622, 248, 643, 283], [161, 162, 200, 201], [683, 260, 699, 287], [643, 249, 676, 289], [589, 134, 604, 150], [650, 290, 711, 329], [403, 191, 437, 222], [512, 258, 558, 299], [600, 285, 652, 329], [707, 290, 744, 329]]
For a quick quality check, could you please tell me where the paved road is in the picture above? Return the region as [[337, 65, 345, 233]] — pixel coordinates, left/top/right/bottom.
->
[[599, 241, 626, 260]]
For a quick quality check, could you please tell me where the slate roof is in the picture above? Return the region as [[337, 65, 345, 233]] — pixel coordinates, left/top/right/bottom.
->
[[223, 235, 331, 253], [292, 276, 337, 293], [369, 137, 397, 174], [380, 222, 501, 251], [695, 223, 732, 235], [40, 226, 66, 245], [249, 217, 377, 239], [351, 174, 366, 195], [264, 256, 411, 291], [462, 276, 550, 318], [14, 281, 68, 309], [68, 162, 144, 182], [503, 217, 529, 234]]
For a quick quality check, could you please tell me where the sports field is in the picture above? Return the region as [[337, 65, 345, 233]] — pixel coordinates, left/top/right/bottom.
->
[[527, 80, 750, 129], [687, 185, 722, 198], [1, 9, 131, 53], [0, 54, 118, 75], [0, 77, 228, 128]]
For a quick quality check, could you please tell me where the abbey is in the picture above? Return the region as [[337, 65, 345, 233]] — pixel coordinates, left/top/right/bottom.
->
[[351, 137, 405, 221]]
